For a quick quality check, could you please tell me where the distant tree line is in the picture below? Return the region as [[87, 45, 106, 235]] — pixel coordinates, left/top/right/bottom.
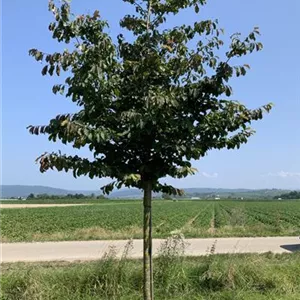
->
[[274, 191, 300, 199], [26, 193, 106, 200]]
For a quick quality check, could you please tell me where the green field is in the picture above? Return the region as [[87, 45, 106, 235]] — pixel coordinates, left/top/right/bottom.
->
[[2, 200, 300, 242], [2, 252, 300, 300]]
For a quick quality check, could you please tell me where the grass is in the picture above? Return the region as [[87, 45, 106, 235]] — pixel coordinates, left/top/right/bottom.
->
[[1, 200, 300, 242], [1, 248, 300, 300]]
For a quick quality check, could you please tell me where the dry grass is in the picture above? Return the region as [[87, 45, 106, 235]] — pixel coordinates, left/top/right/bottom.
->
[[207, 211, 216, 234], [31, 226, 143, 241], [1, 236, 9, 243], [180, 212, 201, 231]]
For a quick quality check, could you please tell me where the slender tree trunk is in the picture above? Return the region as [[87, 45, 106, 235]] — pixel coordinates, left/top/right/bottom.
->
[[143, 180, 153, 300], [144, 2, 153, 298]]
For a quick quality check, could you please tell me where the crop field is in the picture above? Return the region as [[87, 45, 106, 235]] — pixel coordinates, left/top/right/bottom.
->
[[1, 200, 300, 242]]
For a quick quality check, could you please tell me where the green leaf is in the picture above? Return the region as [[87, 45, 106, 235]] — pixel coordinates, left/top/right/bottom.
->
[[56, 65, 61, 76], [41, 65, 48, 76], [100, 131, 105, 140], [96, 134, 101, 143], [35, 51, 43, 61], [256, 42, 263, 51], [225, 86, 232, 96], [48, 65, 55, 76]]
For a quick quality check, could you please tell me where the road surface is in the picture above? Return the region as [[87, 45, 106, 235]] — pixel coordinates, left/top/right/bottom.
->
[[1, 236, 299, 263]]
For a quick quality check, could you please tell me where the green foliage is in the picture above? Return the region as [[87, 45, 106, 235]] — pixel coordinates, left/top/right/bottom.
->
[[275, 191, 300, 199], [2, 201, 300, 242], [25, 193, 106, 200], [2, 253, 300, 300], [26, 193, 35, 200], [28, 0, 272, 195]]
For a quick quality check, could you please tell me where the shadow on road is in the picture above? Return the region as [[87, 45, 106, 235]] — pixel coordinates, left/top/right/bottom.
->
[[280, 244, 300, 252]]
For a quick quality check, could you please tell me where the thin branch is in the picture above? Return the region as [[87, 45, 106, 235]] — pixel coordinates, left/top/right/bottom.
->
[[151, 13, 161, 26], [133, 1, 146, 15], [146, 0, 152, 32]]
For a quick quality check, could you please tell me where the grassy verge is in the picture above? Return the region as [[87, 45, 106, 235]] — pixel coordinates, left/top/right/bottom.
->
[[2, 250, 300, 300]]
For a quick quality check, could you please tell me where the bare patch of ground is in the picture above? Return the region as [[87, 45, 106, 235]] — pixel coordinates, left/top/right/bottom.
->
[[0, 204, 93, 209]]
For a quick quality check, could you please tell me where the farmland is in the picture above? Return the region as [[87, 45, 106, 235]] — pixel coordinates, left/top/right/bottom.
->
[[1, 200, 300, 242]]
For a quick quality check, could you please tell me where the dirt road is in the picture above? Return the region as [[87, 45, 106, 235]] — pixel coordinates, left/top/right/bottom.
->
[[0, 203, 92, 209], [1, 236, 299, 263]]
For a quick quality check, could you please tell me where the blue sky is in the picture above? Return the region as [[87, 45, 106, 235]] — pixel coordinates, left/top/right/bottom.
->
[[2, 0, 300, 190]]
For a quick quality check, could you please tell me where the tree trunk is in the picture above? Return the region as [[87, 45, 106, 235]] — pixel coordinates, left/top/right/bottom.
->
[[143, 180, 154, 300]]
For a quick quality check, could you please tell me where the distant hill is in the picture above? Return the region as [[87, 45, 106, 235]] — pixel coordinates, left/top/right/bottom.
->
[[0, 185, 146, 199], [108, 188, 142, 198], [0, 185, 70, 198], [183, 188, 292, 199], [0, 185, 295, 199], [110, 187, 293, 199]]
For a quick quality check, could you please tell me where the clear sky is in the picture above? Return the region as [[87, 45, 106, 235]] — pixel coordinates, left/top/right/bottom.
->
[[2, 0, 300, 191]]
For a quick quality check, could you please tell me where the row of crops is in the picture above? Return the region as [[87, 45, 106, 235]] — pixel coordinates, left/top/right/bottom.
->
[[1, 200, 300, 242]]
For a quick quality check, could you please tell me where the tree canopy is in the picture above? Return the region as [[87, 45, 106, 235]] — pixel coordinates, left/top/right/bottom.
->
[[275, 191, 300, 200], [28, 0, 272, 195]]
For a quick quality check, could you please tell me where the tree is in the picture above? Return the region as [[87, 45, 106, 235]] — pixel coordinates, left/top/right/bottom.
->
[[28, 1, 272, 299], [275, 191, 300, 199], [36, 193, 48, 199], [162, 193, 173, 200], [27, 193, 35, 200]]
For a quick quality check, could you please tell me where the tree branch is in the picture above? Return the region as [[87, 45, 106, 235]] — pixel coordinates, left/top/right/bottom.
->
[[146, 0, 152, 32]]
